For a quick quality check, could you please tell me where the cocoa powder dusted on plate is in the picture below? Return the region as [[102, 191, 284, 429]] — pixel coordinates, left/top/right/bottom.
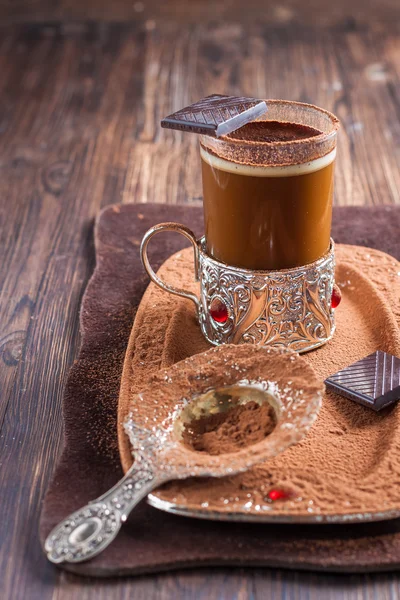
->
[[118, 244, 400, 521]]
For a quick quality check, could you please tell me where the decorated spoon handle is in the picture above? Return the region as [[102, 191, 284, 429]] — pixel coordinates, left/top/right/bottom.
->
[[45, 455, 170, 564]]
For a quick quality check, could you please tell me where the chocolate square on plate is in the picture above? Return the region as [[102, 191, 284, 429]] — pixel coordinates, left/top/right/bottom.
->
[[325, 351, 400, 411]]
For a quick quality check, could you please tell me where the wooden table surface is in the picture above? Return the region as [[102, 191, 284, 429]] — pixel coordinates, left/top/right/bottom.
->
[[1, 1, 400, 598]]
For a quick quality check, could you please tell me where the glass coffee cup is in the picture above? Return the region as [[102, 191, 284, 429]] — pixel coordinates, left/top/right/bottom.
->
[[141, 100, 340, 352], [200, 100, 339, 271]]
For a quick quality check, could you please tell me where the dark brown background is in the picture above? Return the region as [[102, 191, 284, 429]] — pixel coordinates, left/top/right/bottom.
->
[[1, 0, 400, 598]]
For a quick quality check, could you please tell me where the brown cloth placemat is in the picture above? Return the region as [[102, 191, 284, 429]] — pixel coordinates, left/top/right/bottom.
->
[[40, 203, 400, 576]]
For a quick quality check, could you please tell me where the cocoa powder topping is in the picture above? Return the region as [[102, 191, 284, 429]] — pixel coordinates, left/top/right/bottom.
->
[[182, 401, 277, 455]]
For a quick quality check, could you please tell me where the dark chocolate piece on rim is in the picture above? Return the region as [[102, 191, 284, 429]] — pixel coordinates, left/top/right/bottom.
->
[[161, 94, 268, 137], [325, 351, 400, 411]]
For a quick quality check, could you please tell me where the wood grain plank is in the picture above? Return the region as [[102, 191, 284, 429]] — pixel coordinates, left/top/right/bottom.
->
[[0, 12, 400, 600], [0, 21, 146, 600], [50, 569, 400, 599], [1, 0, 400, 28]]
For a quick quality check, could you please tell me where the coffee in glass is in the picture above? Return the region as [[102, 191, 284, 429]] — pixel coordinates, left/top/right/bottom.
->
[[200, 100, 339, 271]]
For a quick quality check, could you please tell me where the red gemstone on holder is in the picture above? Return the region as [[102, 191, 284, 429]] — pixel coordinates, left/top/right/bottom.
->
[[209, 298, 229, 323], [267, 488, 291, 501], [331, 284, 342, 309]]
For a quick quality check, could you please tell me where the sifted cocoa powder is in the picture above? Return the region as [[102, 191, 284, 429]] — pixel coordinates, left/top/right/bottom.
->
[[182, 401, 277, 455], [226, 121, 321, 143]]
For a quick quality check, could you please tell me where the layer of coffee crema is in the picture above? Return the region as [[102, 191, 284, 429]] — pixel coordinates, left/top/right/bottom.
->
[[182, 400, 277, 455], [200, 120, 336, 270], [200, 119, 337, 168], [200, 126, 336, 178]]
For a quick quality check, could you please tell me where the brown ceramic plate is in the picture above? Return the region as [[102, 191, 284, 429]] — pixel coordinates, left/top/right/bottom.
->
[[118, 245, 400, 524]]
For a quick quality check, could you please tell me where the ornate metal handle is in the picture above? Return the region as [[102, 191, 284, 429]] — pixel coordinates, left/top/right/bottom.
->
[[45, 454, 172, 564], [140, 222, 200, 314]]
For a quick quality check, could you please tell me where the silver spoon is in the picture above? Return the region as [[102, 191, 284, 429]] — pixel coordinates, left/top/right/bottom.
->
[[45, 354, 322, 564]]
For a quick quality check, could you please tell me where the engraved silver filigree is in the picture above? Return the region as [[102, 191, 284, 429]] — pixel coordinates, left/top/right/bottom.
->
[[140, 223, 336, 354], [198, 240, 335, 352], [45, 425, 171, 564]]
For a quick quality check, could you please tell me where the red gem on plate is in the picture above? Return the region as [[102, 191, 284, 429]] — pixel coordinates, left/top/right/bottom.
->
[[267, 488, 290, 501], [209, 298, 228, 323], [331, 284, 342, 309]]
